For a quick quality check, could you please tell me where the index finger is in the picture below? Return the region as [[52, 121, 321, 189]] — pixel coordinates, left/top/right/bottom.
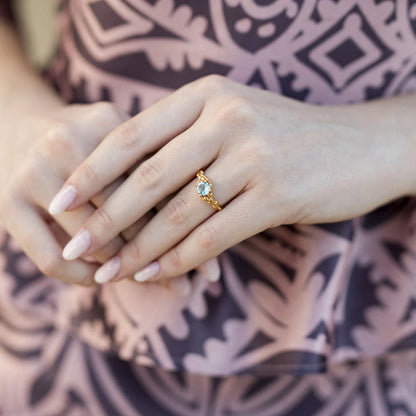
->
[[48, 83, 205, 216], [7, 202, 98, 286]]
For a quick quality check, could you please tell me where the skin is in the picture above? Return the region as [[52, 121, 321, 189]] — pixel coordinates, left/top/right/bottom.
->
[[51, 74, 416, 285], [0, 21, 218, 293]]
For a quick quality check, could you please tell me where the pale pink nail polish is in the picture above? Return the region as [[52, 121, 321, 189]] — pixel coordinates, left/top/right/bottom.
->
[[200, 258, 221, 282], [134, 261, 160, 282], [62, 229, 91, 261], [170, 276, 192, 297], [48, 185, 77, 215], [94, 256, 121, 284]]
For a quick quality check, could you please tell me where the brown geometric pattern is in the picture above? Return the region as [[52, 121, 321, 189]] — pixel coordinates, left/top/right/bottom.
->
[[1, 1, 416, 414]]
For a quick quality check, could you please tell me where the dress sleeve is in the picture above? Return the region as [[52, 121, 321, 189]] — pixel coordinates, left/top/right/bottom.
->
[[0, 0, 15, 23]]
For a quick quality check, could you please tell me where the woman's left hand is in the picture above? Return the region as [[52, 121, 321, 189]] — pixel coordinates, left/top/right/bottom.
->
[[48, 75, 414, 284]]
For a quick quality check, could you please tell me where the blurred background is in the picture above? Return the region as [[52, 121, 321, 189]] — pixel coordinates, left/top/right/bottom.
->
[[13, 0, 57, 68]]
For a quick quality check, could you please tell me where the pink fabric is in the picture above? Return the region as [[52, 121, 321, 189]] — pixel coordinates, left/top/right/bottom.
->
[[1, 0, 416, 380], [1, 308, 416, 415], [2, 1, 416, 413]]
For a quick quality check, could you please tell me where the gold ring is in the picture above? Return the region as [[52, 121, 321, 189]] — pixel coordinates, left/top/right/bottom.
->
[[196, 170, 222, 211]]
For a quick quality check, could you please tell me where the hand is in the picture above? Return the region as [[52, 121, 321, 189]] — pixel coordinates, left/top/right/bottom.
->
[[0, 101, 138, 285], [50, 75, 412, 284], [0, 99, 219, 292]]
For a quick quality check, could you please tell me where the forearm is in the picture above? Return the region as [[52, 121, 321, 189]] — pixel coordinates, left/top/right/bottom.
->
[[325, 93, 416, 132], [320, 94, 416, 197], [0, 21, 63, 126]]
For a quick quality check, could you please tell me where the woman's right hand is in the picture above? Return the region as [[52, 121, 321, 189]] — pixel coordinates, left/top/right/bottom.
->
[[0, 101, 136, 285]]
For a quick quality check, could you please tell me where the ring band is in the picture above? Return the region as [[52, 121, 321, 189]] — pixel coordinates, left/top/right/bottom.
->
[[196, 170, 222, 211]]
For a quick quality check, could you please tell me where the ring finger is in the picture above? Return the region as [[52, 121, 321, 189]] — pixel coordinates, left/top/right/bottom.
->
[[59, 122, 223, 260], [92, 157, 248, 283]]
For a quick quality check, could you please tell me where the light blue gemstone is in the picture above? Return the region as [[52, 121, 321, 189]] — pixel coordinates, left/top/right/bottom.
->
[[197, 181, 211, 196]]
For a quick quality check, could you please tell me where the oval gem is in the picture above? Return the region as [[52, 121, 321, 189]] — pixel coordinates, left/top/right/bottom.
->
[[197, 181, 211, 196]]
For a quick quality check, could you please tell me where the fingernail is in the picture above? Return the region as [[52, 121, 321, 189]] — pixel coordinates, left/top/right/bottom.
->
[[134, 261, 160, 282], [48, 185, 77, 215], [200, 258, 221, 282], [170, 276, 192, 297], [62, 229, 91, 260], [94, 256, 121, 284]]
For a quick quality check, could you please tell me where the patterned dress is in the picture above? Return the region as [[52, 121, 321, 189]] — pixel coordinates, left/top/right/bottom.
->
[[1, 1, 416, 415]]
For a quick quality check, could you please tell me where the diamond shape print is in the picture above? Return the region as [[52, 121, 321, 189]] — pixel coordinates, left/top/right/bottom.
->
[[309, 13, 382, 90], [82, 0, 155, 45], [293, 4, 395, 94], [326, 38, 365, 68]]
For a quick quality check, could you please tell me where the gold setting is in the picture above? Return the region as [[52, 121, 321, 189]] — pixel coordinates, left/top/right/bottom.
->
[[196, 170, 222, 211]]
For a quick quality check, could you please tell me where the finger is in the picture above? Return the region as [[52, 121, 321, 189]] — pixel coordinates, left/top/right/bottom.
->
[[88, 164, 155, 283], [148, 190, 264, 282], [60, 120, 223, 260], [89, 155, 146, 207], [198, 257, 221, 282], [6, 201, 97, 286], [120, 209, 154, 242], [96, 195, 218, 285], [152, 193, 221, 283], [48, 218, 71, 247], [90, 175, 156, 268], [49, 83, 206, 214], [91, 162, 154, 243], [89, 174, 155, 284], [140, 191, 222, 283], [154, 193, 172, 212], [95, 208, 154, 285], [43, 102, 130, 180], [90, 176, 127, 207], [167, 274, 192, 297], [92, 158, 247, 283], [29, 167, 126, 265]]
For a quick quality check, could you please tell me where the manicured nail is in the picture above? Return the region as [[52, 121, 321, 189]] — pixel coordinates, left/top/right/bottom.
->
[[94, 256, 121, 284], [134, 261, 160, 282], [170, 276, 192, 297], [48, 185, 77, 215], [200, 258, 221, 282], [62, 229, 91, 260]]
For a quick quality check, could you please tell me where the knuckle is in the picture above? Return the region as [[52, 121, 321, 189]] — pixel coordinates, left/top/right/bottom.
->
[[94, 207, 115, 232], [135, 157, 164, 190], [115, 118, 142, 148], [2, 181, 23, 206], [164, 197, 190, 225], [165, 247, 183, 270], [89, 101, 114, 116], [77, 160, 99, 187], [45, 121, 73, 141], [89, 101, 126, 124], [242, 135, 270, 167], [196, 224, 220, 250], [218, 96, 256, 128], [41, 122, 75, 158], [197, 74, 227, 93], [16, 159, 39, 183], [8, 160, 42, 200]]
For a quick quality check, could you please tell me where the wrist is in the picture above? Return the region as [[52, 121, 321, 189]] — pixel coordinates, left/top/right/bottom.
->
[[0, 22, 65, 129], [318, 99, 416, 198], [400, 128, 416, 196]]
